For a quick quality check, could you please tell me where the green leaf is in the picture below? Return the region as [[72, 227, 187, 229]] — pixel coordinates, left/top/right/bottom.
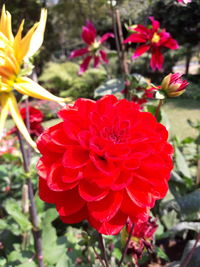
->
[[94, 78, 125, 97], [42, 208, 58, 225], [4, 199, 32, 232], [155, 247, 169, 261], [175, 147, 191, 178], [56, 254, 72, 267], [177, 189, 200, 215]]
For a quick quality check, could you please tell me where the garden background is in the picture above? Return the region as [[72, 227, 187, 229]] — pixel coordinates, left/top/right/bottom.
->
[[1, 0, 200, 266]]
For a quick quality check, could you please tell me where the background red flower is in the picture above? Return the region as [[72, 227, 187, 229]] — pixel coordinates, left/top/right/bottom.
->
[[37, 95, 173, 235], [9, 106, 44, 137], [124, 17, 179, 70], [70, 21, 114, 74]]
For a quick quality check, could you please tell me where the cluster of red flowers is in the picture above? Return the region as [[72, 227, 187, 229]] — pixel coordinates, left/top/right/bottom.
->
[[37, 95, 173, 235], [9, 106, 44, 138], [70, 21, 114, 74], [124, 17, 179, 70], [126, 217, 158, 266]]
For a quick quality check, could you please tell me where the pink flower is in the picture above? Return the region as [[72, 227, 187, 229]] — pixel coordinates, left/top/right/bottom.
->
[[177, 0, 192, 4], [124, 17, 179, 71], [70, 21, 114, 74], [0, 132, 16, 156], [161, 73, 189, 97]]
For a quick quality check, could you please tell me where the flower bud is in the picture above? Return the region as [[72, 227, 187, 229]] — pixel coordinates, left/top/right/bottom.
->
[[161, 73, 189, 97]]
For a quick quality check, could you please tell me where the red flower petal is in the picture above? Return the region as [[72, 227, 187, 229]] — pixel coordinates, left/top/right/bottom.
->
[[79, 179, 109, 201], [56, 187, 85, 217], [124, 33, 147, 43], [99, 33, 114, 43], [81, 22, 96, 45], [99, 50, 108, 63], [121, 193, 149, 223], [150, 48, 163, 71], [79, 56, 92, 74], [89, 210, 127, 235], [132, 44, 150, 59], [83, 163, 118, 188], [62, 147, 89, 169], [149, 16, 160, 31], [70, 47, 89, 58], [93, 56, 100, 68], [60, 206, 87, 224], [47, 162, 79, 191], [87, 190, 124, 222], [39, 178, 64, 204], [90, 153, 118, 175]]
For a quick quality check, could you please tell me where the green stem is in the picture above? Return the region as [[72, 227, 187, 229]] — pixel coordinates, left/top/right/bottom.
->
[[155, 99, 163, 120]]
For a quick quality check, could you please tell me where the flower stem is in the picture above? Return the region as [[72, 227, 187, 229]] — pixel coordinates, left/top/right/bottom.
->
[[115, 9, 129, 77], [17, 98, 44, 267], [98, 233, 109, 267], [181, 232, 200, 267], [18, 132, 44, 267], [92, 246, 106, 267], [118, 223, 134, 267], [155, 99, 163, 120]]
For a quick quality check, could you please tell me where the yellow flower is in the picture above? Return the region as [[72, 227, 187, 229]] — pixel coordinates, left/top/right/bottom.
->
[[0, 6, 69, 149]]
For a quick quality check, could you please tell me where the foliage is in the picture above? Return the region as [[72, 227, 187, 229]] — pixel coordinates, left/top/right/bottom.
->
[[39, 61, 107, 99]]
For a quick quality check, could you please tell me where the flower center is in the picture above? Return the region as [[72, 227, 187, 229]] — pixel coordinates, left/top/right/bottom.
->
[[102, 125, 128, 144], [89, 40, 101, 53], [151, 33, 160, 43]]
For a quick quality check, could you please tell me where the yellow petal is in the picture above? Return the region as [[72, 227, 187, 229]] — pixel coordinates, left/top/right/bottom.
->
[[14, 19, 25, 63], [7, 92, 36, 149], [0, 5, 14, 42], [15, 77, 71, 103], [25, 9, 47, 59], [0, 92, 9, 135], [15, 22, 39, 63]]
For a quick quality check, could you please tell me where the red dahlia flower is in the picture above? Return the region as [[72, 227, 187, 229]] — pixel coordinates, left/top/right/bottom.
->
[[37, 95, 173, 235], [70, 21, 114, 74], [161, 73, 189, 97], [124, 17, 179, 71], [10, 106, 44, 137]]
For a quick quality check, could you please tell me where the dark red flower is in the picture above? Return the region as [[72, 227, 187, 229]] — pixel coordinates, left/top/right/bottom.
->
[[70, 21, 114, 74], [126, 217, 158, 266], [124, 17, 179, 70], [9, 106, 44, 137], [37, 95, 173, 235]]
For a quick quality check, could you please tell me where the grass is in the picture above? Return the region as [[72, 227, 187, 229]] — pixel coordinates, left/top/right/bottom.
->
[[163, 98, 200, 140]]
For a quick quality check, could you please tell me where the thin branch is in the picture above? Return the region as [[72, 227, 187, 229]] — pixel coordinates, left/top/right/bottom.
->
[[118, 224, 134, 267], [92, 246, 106, 267], [181, 232, 200, 267], [98, 233, 109, 267], [115, 9, 129, 77], [17, 98, 44, 267]]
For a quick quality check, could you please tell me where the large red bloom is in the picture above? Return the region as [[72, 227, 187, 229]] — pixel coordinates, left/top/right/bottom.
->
[[70, 21, 114, 74], [124, 17, 179, 70], [37, 95, 173, 235]]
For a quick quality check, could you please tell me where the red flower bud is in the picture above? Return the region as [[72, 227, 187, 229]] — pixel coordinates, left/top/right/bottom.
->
[[161, 73, 189, 97]]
